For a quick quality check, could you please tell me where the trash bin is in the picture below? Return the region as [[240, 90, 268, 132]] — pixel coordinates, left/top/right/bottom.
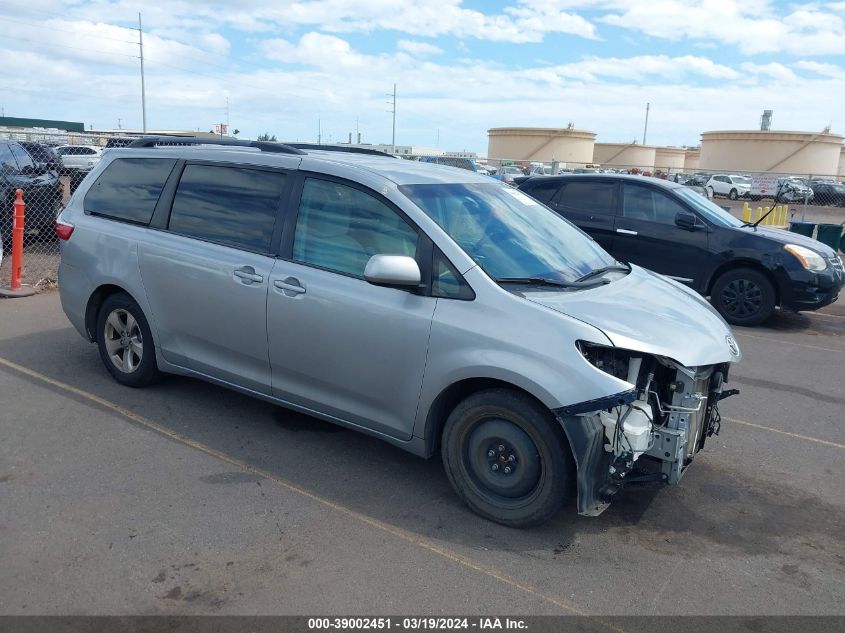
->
[[789, 221, 815, 238], [816, 224, 843, 252]]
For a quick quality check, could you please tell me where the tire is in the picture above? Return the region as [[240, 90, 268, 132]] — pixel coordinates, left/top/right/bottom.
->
[[441, 388, 574, 527], [728, 189, 738, 200], [96, 292, 161, 387], [710, 267, 776, 327]]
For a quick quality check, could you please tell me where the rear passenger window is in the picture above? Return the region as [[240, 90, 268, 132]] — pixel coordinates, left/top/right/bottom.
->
[[553, 181, 616, 214], [84, 158, 176, 224], [168, 164, 287, 253]]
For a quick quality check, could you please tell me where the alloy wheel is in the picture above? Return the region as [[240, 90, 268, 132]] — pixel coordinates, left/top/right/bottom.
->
[[103, 308, 143, 373]]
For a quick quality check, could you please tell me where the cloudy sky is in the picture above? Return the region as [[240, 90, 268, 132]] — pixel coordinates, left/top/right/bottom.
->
[[1, 0, 844, 153]]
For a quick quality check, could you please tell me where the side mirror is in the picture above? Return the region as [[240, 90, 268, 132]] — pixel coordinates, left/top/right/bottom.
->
[[364, 255, 421, 287], [675, 211, 699, 230]]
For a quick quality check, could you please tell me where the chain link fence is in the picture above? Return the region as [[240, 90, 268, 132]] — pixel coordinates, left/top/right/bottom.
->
[[0, 131, 137, 292]]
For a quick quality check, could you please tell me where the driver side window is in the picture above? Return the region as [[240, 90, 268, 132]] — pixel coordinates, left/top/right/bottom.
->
[[622, 185, 686, 225], [293, 178, 419, 277]]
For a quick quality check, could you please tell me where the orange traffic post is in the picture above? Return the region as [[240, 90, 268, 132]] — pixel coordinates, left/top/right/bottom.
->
[[0, 189, 36, 298]]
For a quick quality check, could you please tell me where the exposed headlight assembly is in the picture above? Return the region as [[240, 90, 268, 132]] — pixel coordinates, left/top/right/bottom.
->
[[784, 244, 827, 272]]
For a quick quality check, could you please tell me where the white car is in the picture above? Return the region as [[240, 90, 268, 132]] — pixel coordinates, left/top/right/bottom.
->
[[55, 145, 103, 171], [705, 174, 751, 200]]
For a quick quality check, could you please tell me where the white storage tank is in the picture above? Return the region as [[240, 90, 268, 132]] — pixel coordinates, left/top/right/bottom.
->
[[654, 147, 687, 172], [700, 130, 843, 177], [592, 143, 657, 171], [487, 127, 596, 163]]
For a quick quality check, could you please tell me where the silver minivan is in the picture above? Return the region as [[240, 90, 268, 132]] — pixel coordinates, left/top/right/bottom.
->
[[57, 138, 741, 526]]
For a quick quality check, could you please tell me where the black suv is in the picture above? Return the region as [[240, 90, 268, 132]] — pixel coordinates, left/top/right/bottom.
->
[[1, 140, 63, 248], [518, 174, 844, 326]]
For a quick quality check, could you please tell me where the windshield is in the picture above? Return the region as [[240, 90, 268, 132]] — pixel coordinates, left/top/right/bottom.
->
[[674, 186, 744, 227], [400, 182, 616, 283], [733, 176, 751, 185]]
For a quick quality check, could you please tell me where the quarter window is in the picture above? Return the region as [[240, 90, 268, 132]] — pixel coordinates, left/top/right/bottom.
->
[[522, 180, 560, 204], [169, 164, 287, 253], [552, 181, 616, 214], [622, 185, 686, 225], [432, 249, 474, 300], [293, 178, 418, 277], [0, 143, 18, 174], [84, 158, 177, 224], [10, 145, 33, 170]]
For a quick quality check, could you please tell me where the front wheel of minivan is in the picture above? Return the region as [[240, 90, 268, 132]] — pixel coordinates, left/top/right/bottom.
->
[[441, 389, 574, 527], [96, 292, 161, 387], [710, 267, 776, 327]]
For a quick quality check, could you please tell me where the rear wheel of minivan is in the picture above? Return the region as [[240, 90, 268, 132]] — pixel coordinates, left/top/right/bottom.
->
[[96, 292, 161, 387], [441, 389, 573, 527], [710, 267, 776, 327]]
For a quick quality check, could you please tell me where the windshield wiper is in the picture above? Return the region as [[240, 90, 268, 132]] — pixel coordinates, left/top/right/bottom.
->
[[574, 263, 631, 283], [496, 276, 608, 289]]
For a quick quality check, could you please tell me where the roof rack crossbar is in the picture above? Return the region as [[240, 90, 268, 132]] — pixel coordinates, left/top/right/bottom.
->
[[284, 143, 398, 158], [126, 136, 306, 155]]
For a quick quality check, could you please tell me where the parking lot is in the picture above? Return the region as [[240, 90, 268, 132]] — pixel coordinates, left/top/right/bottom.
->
[[0, 290, 843, 616]]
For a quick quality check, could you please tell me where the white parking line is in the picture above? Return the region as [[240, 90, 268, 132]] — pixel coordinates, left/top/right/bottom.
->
[[724, 416, 845, 449], [734, 331, 845, 354]]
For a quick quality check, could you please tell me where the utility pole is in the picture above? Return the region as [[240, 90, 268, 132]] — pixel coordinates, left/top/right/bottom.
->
[[117, 117, 122, 129], [387, 84, 396, 154], [138, 12, 147, 133], [642, 102, 650, 145], [225, 96, 230, 128]]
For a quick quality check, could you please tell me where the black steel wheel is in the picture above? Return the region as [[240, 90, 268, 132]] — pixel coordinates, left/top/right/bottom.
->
[[711, 267, 776, 326], [441, 388, 573, 527]]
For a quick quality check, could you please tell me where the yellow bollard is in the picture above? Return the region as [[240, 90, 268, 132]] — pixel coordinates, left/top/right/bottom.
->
[[763, 206, 771, 225], [741, 202, 751, 223], [757, 207, 763, 222]]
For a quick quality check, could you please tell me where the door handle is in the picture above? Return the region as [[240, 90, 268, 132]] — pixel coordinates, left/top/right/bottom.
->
[[274, 277, 306, 296], [233, 266, 264, 284], [616, 228, 638, 236]]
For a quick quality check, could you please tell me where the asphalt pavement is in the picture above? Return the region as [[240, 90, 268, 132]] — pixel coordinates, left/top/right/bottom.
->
[[0, 292, 843, 616]]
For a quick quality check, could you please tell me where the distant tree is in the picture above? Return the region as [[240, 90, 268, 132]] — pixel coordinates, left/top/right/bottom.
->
[[232, 129, 240, 136], [257, 132, 277, 142]]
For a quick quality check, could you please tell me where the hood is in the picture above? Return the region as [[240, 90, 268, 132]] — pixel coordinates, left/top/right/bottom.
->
[[744, 225, 838, 257], [523, 266, 741, 367]]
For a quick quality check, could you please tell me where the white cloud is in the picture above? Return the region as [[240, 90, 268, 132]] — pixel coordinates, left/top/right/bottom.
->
[[600, 0, 845, 56], [397, 40, 443, 57]]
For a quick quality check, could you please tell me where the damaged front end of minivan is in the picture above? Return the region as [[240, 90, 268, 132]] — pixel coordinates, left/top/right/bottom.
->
[[556, 342, 740, 516]]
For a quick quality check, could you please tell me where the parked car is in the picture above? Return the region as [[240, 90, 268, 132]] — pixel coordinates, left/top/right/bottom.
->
[[18, 141, 61, 174], [705, 174, 751, 200], [518, 174, 844, 326], [808, 180, 844, 206], [775, 178, 814, 203], [1, 140, 63, 248], [492, 165, 525, 185], [419, 156, 477, 171], [55, 145, 102, 172], [684, 184, 710, 198], [58, 137, 741, 526]]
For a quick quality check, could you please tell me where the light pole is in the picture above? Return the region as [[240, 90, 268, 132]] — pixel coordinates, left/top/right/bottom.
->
[[642, 102, 650, 145], [387, 84, 396, 154], [138, 13, 147, 133]]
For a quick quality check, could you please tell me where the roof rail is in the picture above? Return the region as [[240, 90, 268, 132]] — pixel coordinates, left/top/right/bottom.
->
[[126, 136, 306, 155], [285, 143, 398, 158]]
